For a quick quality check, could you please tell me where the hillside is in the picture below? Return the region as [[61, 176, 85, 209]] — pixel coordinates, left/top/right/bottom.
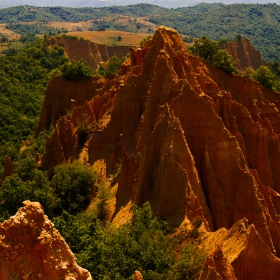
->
[[2, 0, 280, 9], [1, 26, 280, 279], [1, 3, 280, 61]]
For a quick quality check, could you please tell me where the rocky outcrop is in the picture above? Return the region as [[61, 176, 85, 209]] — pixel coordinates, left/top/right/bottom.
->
[[134, 270, 144, 280], [0, 200, 92, 280], [39, 26, 280, 277], [199, 247, 237, 280], [34, 76, 105, 137], [199, 218, 280, 279], [0, 156, 17, 186], [219, 38, 266, 71], [48, 37, 130, 70]]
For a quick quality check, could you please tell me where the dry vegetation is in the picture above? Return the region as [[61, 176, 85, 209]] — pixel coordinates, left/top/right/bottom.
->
[[0, 24, 21, 53], [67, 30, 151, 46], [47, 21, 93, 31], [0, 24, 20, 38]]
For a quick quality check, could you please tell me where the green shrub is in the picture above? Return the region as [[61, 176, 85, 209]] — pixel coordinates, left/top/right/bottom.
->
[[77, 117, 89, 148], [54, 202, 206, 280], [188, 35, 236, 74], [167, 244, 206, 280], [0, 171, 57, 221], [95, 178, 112, 219], [61, 59, 93, 81], [51, 161, 97, 214], [252, 66, 274, 89]]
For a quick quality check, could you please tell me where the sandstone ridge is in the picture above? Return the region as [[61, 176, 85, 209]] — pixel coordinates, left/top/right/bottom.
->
[[48, 37, 130, 70], [37, 26, 280, 279]]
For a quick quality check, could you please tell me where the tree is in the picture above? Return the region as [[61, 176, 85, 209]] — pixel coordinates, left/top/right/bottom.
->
[[234, 34, 242, 41], [61, 59, 93, 81], [51, 161, 97, 214], [0, 34, 8, 43], [252, 66, 274, 89], [95, 178, 112, 219], [243, 67, 254, 78], [188, 35, 237, 74]]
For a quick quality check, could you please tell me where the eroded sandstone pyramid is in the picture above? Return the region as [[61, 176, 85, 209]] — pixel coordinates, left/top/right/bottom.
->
[[34, 26, 280, 279]]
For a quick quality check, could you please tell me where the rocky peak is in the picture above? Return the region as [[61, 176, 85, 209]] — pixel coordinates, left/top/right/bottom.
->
[[0, 200, 92, 280]]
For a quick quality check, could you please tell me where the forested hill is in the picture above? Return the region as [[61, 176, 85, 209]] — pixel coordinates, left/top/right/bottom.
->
[[1, 3, 280, 61]]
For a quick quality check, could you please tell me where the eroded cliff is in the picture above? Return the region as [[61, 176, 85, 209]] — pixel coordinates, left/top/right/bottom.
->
[[37, 27, 280, 279], [219, 38, 266, 71], [48, 37, 130, 70]]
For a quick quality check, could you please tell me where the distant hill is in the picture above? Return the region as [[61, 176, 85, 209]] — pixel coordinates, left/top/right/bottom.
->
[[1, 3, 280, 61], [2, 0, 280, 9]]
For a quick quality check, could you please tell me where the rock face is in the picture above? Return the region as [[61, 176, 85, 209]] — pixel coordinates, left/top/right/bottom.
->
[[219, 38, 266, 71], [0, 200, 92, 280], [39, 27, 280, 278], [34, 76, 105, 137], [199, 218, 280, 279], [48, 37, 130, 70]]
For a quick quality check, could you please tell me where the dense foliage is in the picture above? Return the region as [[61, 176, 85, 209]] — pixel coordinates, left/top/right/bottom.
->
[[97, 55, 125, 77], [189, 36, 237, 74], [0, 39, 69, 171], [52, 161, 97, 214], [0, 131, 206, 279], [0, 153, 96, 221], [54, 202, 206, 280], [61, 59, 93, 80], [252, 66, 274, 89], [2, 3, 280, 60]]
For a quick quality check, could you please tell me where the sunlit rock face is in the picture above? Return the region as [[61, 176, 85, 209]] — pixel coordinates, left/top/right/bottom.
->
[[38, 27, 280, 279], [0, 200, 92, 280]]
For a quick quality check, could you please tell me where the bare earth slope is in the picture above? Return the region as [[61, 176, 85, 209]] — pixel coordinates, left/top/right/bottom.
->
[[35, 27, 280, 279]]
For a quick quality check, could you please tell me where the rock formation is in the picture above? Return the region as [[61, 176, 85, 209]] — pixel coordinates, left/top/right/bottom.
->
[[37, 27, 280, 278], [34, 76, 105, 137], [219, 38, 266, 71], [48, 37, 130, 70], [199, 218, 280, 279], [0, 200, 92, 280], [0, 155, 17, 186]]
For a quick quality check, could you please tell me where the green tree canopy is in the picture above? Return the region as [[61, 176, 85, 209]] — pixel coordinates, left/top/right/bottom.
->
[[61, 59, 93, 81], [51, 161, 97, 214], [188, 35, 237, 74], [252, 66, 274, 89]]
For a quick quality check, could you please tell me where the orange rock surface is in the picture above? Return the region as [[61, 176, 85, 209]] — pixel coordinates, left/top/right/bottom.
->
[[48, 37, 130, 70], [0, 200, 92, 280], [37, 27, 280, 278], [35, 76, 105, 137], [219, 38, 266, 71]]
